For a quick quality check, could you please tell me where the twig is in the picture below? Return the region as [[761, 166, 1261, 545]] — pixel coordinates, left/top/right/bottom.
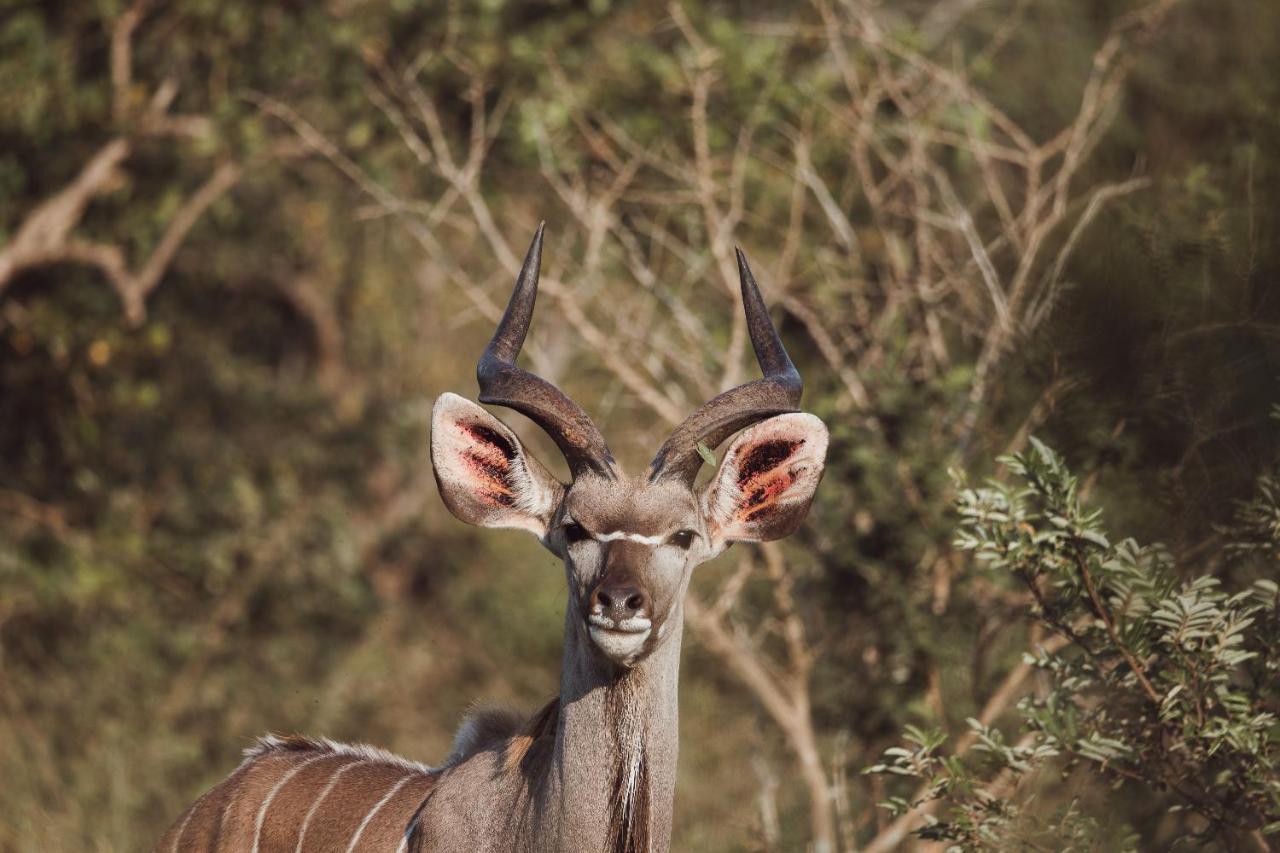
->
[[1072, 551, 1162, 706]]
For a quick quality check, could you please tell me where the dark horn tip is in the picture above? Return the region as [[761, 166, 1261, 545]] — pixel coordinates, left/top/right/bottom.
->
[[736, 247, 761, 296]]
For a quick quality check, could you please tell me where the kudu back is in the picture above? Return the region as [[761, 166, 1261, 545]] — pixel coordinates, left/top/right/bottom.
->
[[154, 225, 829, 853]]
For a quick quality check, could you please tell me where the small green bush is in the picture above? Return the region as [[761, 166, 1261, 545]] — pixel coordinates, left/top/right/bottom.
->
[[868, 438, 1280, 850]]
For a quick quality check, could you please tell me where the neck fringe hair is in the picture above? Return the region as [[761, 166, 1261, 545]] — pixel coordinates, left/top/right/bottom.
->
[[606, 675, 651, 853], [609, 751, 651, 853]]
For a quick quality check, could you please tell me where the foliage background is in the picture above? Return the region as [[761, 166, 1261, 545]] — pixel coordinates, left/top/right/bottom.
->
[[1, 0, 1277, 850]]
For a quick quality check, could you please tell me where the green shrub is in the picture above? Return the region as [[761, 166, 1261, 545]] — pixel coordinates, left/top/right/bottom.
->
[[868, 438, 1280, 849]]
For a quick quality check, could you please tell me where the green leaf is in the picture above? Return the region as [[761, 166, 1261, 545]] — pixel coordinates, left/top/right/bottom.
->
[[696, 442, 717, 467], [1079, 530, 1111, 549]]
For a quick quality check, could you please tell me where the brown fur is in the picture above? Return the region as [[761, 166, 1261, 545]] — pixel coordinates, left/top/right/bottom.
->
[[152, 736, 439, 852], [155, 703, 571, 853]]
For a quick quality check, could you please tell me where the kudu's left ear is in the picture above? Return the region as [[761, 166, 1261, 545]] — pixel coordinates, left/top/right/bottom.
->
[[431, 392, 564, 541], [701, 413, 829, 546]]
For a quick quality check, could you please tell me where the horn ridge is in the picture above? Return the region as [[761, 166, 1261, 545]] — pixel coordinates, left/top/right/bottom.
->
[[476, 224, 616, 479], [737, 247, 802, 399], [648, 250, 802, 484], [485, 222, 544, 364]]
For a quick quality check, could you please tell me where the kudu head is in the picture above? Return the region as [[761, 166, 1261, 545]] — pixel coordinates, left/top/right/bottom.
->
[[431, 225, 828, 669]]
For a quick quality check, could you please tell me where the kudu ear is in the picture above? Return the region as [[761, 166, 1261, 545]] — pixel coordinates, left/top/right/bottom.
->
[[431, 392, 564, 541], [701, 413, 829, 546]]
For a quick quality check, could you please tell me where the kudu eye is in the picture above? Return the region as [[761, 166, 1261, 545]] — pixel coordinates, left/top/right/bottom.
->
[[667, 529, 696, 550], [563, 521, 591, 544]]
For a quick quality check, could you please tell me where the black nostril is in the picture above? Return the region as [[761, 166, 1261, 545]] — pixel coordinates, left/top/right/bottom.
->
[[593, 584, 646, 619]]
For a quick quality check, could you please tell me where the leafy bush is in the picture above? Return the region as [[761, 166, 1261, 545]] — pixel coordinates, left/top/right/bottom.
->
[[868, 438, 1280, 849]]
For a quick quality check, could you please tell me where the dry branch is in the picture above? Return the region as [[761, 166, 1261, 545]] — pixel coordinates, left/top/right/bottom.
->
[[0, 2, 245, 327]]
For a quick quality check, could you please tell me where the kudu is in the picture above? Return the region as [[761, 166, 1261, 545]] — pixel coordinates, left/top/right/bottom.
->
[[154, 225, 829, 853]]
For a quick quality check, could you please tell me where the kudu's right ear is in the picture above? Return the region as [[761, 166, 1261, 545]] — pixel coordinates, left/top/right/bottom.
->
[[431, 392, 564, 541]]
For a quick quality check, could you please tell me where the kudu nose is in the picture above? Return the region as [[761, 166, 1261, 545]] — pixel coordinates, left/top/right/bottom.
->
[[592, 583, 647, 622]]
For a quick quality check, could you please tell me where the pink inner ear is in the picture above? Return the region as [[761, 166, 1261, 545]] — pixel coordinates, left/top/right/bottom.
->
[[735, 438, 803, 522], [461, 423, 517, 508]]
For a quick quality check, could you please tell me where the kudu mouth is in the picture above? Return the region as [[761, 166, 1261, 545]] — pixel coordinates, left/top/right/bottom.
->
[[585, 612, 654, 666]]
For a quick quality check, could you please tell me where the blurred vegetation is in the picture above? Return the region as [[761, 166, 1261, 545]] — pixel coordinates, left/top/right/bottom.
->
[[1, 0, 1277, 850]]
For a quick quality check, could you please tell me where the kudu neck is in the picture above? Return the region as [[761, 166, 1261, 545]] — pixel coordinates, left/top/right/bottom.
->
[[549, 602, 684, 853]]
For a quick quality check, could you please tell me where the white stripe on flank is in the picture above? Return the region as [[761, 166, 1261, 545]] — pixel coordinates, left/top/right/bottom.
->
[[345, 773, 416, 852], [171, 763, 249, 853], [252, 754, 329, 853], [593, 530, 666, 546], [170, 790, 205, 853], [395, 834, 410, 853], [294, 758, 364, 853]]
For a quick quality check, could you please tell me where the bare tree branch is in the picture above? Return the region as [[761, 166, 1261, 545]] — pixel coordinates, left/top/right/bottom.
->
[[0, 3, 246, 326]]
